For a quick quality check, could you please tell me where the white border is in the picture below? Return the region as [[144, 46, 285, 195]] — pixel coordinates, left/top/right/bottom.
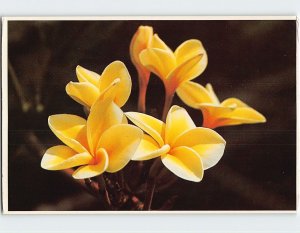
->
[[1, 16, 298, 215]]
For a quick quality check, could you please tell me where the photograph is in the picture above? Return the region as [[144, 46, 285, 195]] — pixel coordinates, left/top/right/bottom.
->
[[2, 17, 297, 212]]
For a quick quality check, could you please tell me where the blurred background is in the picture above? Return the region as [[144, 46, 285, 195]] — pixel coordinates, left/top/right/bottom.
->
[[7, 20, 296, 211]]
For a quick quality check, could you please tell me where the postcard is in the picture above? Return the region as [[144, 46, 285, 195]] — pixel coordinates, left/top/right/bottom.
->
[[1, 16, 297, 213]]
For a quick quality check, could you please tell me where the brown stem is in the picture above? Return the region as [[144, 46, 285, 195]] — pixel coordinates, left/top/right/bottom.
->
[[98, 174, 113, 210], [162, 89, 175, 121], [143, 177, 156, 210]]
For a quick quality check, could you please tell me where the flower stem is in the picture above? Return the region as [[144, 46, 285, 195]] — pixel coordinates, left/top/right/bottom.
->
[[143, 177, 156, 210], [137, 73, 149, 113], [162, 89, 175, 121], [98, 174, 113, 210]]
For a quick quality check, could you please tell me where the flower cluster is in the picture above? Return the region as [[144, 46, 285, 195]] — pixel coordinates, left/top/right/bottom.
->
[[41, 25, 266, 209]]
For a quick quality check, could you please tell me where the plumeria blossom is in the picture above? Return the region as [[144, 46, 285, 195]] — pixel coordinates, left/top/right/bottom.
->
[[177, 81, 266, 129], [125, 105, 226, 182], [66, 61, 132, 109], [130, 26, 176, 112], [138, 34, 207, 119], [41, 98, 143, 179]]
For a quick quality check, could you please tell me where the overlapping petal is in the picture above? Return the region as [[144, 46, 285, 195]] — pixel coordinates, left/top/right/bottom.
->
[[98, 124, 143, 172], [72, 148, 109, 179], [165, 105, 195, 145], [48, 114, 88, 153], [125, 112, 165, 147], [76, 65, 99, 86], [161, 146, 203, 182], [87, 97, 124, 153], [41, 145, 92, 170], [66, 81, 100, 107], [172, 127, 226, 170], [99, 61, 132, 107]]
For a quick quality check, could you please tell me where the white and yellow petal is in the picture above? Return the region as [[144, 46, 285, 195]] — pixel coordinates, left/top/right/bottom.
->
[[72, 148, 109, 179], [76, 65, 99, 87], [172, 127, 226, 170], [48, 114, 88, 153], [125, 112, 165, 147], [174, 39, 207, 66], [98, 124, 143, 172], [66, 81, 100, 108], [99, 61, 132, 107], [87, 97, 124, 153], [165, 105, 196, 146], [176, 81, 215, 109], [132, 134, 170, 161], [139, 48, 176, 80], [41, 145, 92, 170], [161, 146, 203, 182]]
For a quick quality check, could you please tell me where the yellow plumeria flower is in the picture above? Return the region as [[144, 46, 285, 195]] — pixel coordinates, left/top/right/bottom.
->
[[177, 81, 266, 129], [125, 106, 226, 182], [66, 60, 132, 109], [41, 98, 143, 179], [130, 26, 174, 112], [139, 34, 207, 118]]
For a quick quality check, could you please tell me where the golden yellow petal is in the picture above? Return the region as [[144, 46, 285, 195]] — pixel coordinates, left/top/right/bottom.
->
[[125, 112, 165, 147], [151, 34, 173, 52], [76, 65, 99, 87], [87, 98, 124, 154], [165, 105, 196, 146], [205, 84, 220, 104], [161, 146, 203, 182], [166, 54, 204, 90], [99, 61, 132, 107], [48, 115, 88, 153], [72, 148, 109, 179], [41, 145, 92, 170], [132, 134, 170, 161], [139, 48, 176, 80], [176, 81, 215, 109], [221, 97, 248, 108], [172, 127, 226, 169], [174, 39, 207, 66], [98, 124, 143, 172], [66, 81, 100, 108], [130, 26, 153, 67]]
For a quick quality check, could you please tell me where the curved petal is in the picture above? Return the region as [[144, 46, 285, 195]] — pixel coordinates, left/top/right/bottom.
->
[[151, 34, 173, 52], [48, 115, 88, 153], [132, 134, 170, 161], [41, 145, 92, 170], [220, 107, 266, 126], [139, 48, 176, 80], [221, 97, 248, 108], [130, 26, 153, 67], [72, 148, 109, 179], [98, 124, 143, 172], [165, 105, 196, 146], [87, 98, 124, 153], [175, 39, 207, 66], [166, 54, 204, 90], [176, 81, 215, 109], [161, 146, 203, 182], [205, 84, 220, 104], [99, 61, 132, 107], [125, 112, 165, 147], [172, 127, 226, 170], [76, 65, 99, 87], [66, 81, 100, 108]]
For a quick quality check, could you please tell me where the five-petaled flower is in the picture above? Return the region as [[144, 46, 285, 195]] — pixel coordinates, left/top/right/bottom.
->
[[41, 98, 143, 179], [66, 61, 132, 109], [125, 106, 226, 182], [177, 81, 266, 129]]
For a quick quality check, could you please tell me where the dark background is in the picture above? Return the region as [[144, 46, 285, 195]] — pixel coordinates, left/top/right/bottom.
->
[[7, 20, 296, 211]]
